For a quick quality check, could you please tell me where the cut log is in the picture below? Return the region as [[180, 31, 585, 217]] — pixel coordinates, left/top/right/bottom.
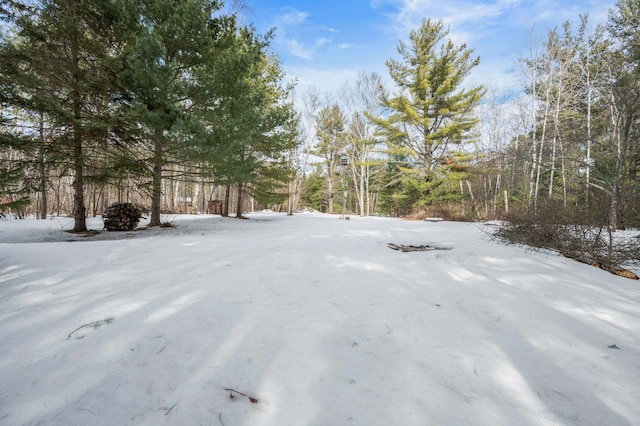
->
[[612, 268, 639, 280], [562, 250, 639, 280], [102, 202, 142, 231]]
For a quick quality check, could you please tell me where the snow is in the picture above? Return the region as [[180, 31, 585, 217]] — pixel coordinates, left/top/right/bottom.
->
[[1, 212, 639, 425]]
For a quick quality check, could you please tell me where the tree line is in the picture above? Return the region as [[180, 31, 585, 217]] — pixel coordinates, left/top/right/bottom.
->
[[1, 0, 297, 231], [479, 1, 640, 231], [296, 0, 639, 232], [2, 0, 639, 232]]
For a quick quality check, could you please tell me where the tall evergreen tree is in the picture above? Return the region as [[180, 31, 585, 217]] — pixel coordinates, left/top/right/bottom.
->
[[1, 0, 134, 230], [372, 19, 484, 212], [121, 0, 236, 226], [240, 52, 298, 215], [191, 27, 298, 218], [0, 8, 29, 214]]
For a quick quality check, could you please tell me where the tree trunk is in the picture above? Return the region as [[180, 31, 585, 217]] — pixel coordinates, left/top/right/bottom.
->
[[585, 84, 593, 205], [38, 112, 47, 220], [192, 180, 200, 214], [465, 180, 480, 218], [358, 164, 365, 216], [548, 88, 561, 200], [327, 174, 334, 214], [236, 181, 244, 218], [287, 177, 298, 215], [365, 169, 371, 216], [532, 81, 552, 210], [608, 87, 625, 232], [560, 154, 567, 208], [527, 60, 538, 210], [149, 136, 163, 227], [71, 40, 86, 232], [72, 127, 86, 231], [493, 174, 501, 216], [54, 179, 61, 217], [222, 183, 230, 217], [503, 189, 509, 213]]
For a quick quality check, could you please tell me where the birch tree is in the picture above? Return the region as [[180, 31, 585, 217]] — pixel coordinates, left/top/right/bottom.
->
[[570, 16, 608, 204], [341, 71, 384, 216], [314, 104, 346, 214]]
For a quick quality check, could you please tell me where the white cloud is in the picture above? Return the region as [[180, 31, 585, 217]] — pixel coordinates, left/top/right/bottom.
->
[[270, 5, 362, 64], [369, 0, 530, 93], [374, 0, 519, 35], [280, 8, 310, 25], [274, 8, 315, 60], [285, 39, 314, 60], [322, 26, 340, 33], [316, 37, 332, 47]]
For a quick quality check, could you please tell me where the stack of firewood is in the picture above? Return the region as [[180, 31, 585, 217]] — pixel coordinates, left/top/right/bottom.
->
[[102, 203, 142, 231]]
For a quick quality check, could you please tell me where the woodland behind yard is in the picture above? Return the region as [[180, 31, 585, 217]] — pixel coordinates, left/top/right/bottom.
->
[[2, 0, 640, 233]]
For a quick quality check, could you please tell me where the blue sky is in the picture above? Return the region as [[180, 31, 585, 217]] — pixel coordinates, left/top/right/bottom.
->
[[242, 0, 615, 96]]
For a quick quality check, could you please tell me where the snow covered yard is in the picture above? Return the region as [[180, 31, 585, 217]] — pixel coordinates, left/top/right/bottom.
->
[[1, 212, 639, 426]]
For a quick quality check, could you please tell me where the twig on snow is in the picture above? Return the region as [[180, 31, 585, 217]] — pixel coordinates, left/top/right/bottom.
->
[[224, 388, 259, 404], [164, 402, 178, 416], [67, 316, 115, 339]]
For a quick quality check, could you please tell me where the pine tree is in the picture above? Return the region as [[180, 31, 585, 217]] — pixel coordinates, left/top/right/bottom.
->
[[1, 0, 134, 230], [372, 19, 484, 212], [190, 27, 298, 217], [120, 0, 242, 226], [1, 10, 31, 214]]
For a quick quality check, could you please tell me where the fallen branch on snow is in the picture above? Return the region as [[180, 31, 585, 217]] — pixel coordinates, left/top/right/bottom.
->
[[559, 250, 639, 280], [387, 242, 451, 252], [67, 316, 115, 340]]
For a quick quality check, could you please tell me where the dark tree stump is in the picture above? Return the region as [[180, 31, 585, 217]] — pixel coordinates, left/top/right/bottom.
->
[[102, 203, 142, 231]]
